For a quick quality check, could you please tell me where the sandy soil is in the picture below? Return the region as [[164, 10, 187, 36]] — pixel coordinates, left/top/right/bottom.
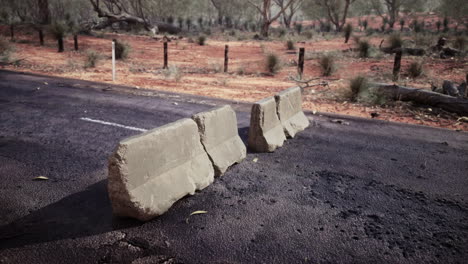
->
[[1, 25, 467, 131]]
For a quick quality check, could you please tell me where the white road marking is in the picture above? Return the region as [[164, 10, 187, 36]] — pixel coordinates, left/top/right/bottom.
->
[[80, 117, 148, 132]]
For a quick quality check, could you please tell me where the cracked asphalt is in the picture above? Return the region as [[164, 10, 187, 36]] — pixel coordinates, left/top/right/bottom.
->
[[0, 70, 467, 264]]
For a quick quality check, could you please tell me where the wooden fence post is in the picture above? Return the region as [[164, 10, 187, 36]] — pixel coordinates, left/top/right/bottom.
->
[[393, 49, 402, 82], [224, 45, 229, 73], [39, 29, 44, 46], [298, 48, 305, 79], [164, 42, 168, 69], [112, 40, 116, 82], [74, 35, 79, 51]]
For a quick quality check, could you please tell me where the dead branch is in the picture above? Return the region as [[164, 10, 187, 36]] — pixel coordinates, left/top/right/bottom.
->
[[372, 83, 468, 115]]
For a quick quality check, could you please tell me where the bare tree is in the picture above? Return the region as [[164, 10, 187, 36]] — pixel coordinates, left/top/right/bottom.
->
[[88, 0, 157, 32], [88, 0, 186, 33], [210, 0, 255, 26], [315, 0, 356, 32], [246, 0, 296, 37], [274, 0, 304, 28], [370, 0, 427, 29], [370, 0, 402, 29]]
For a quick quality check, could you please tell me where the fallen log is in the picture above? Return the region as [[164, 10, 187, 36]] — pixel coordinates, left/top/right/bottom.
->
[[380, 47, 426, 56], [372, 83, 468, 115]]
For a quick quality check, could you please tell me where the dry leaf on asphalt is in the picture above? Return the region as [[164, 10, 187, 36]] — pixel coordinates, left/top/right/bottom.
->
[[186, 210, 208, 224], [33, 176, 49, 181], [253, 158, 258, 163]]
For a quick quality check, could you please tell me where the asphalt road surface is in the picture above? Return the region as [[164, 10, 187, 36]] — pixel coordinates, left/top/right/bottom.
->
[[0, 70, 467, 264]]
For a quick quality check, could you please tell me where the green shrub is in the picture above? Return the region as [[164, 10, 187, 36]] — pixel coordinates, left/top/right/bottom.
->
[[0, 36, 12, 55], [0, 36, 13, 63], [265, 53, 281, 74], [412, 20, 424, 33], [436, 21, 442, 32], [366, 28, 376, 36], [295, 23, 303, 34], [236, 65, 246, 75], [408, 61, 423, 78], [344, 23, 353, 43], [362, 19, 368, 30], [198, 17, 203, 28], [278, 28, 286, 37], [186, 18, 192, 30], [443, 17, 449, 32], [358, 40, 371, 58], [50, 21, 68, 39], [387, 33, 403, 50], [163, 65, 183, 81], [399, 19, 405, 31], [286, 40, 295, 50], [350, 76, 368, 101], [304, 31, 313, 39], [84, 49, 100, 68], [319, 53, 336, 76], [113, 39, 130, 60], [197, 35, 207, 45]]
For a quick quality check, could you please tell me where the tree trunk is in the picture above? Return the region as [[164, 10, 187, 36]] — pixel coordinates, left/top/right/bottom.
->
[[373, 83, 468, 115], [261, 22, 270, 37], [38, 0, 50, 24], [39, 29, 44, 46], [74, 35, 79, 51], [393, 49, 402, 81], [10, 25, 14, 40], [58, 37, 64, 52]]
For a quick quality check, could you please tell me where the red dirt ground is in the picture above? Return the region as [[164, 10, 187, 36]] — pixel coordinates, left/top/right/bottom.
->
[[1, 26, 467, 131]]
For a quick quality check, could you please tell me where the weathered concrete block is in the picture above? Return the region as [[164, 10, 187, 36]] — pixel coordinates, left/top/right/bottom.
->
[[192, 105, 246, 177], [275, 87, 309, 138], [248, 97, 286, 152], [108, 118, 214, 221]]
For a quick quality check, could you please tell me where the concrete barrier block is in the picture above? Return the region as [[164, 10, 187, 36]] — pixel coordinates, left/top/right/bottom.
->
[[192, 105, 246, 177], [108, 118, 214, 221], [275, 87, 309, 138], [248, 97, 286, 152]]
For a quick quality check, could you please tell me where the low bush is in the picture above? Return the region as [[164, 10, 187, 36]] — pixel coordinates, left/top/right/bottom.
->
[[163, 65, 183, 81], [197, 35, 207, 45], [443, 17, 449, 32], [412, 20, 424, 33], [50, 21, 68, 39], [319, 53, 336, 76], [0, 36, 13, 63], [113, 39, 130, 60], [84, 49, 100, 68], [304, 31, 313, 39], [344, 23, 353, 43], [295, 23, 303, 34], [399, 19, 405, 31], [286, 40, 295, 50], [358, 39, 371, 58], [349, 76, 368, 101], [278, 28, 286, 37], [408, 61, 423, 78], [265, 53, 281, 74], [436, 21, 442, 32], [387, 33, 403, 50], [362, 20, 368, 30]]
